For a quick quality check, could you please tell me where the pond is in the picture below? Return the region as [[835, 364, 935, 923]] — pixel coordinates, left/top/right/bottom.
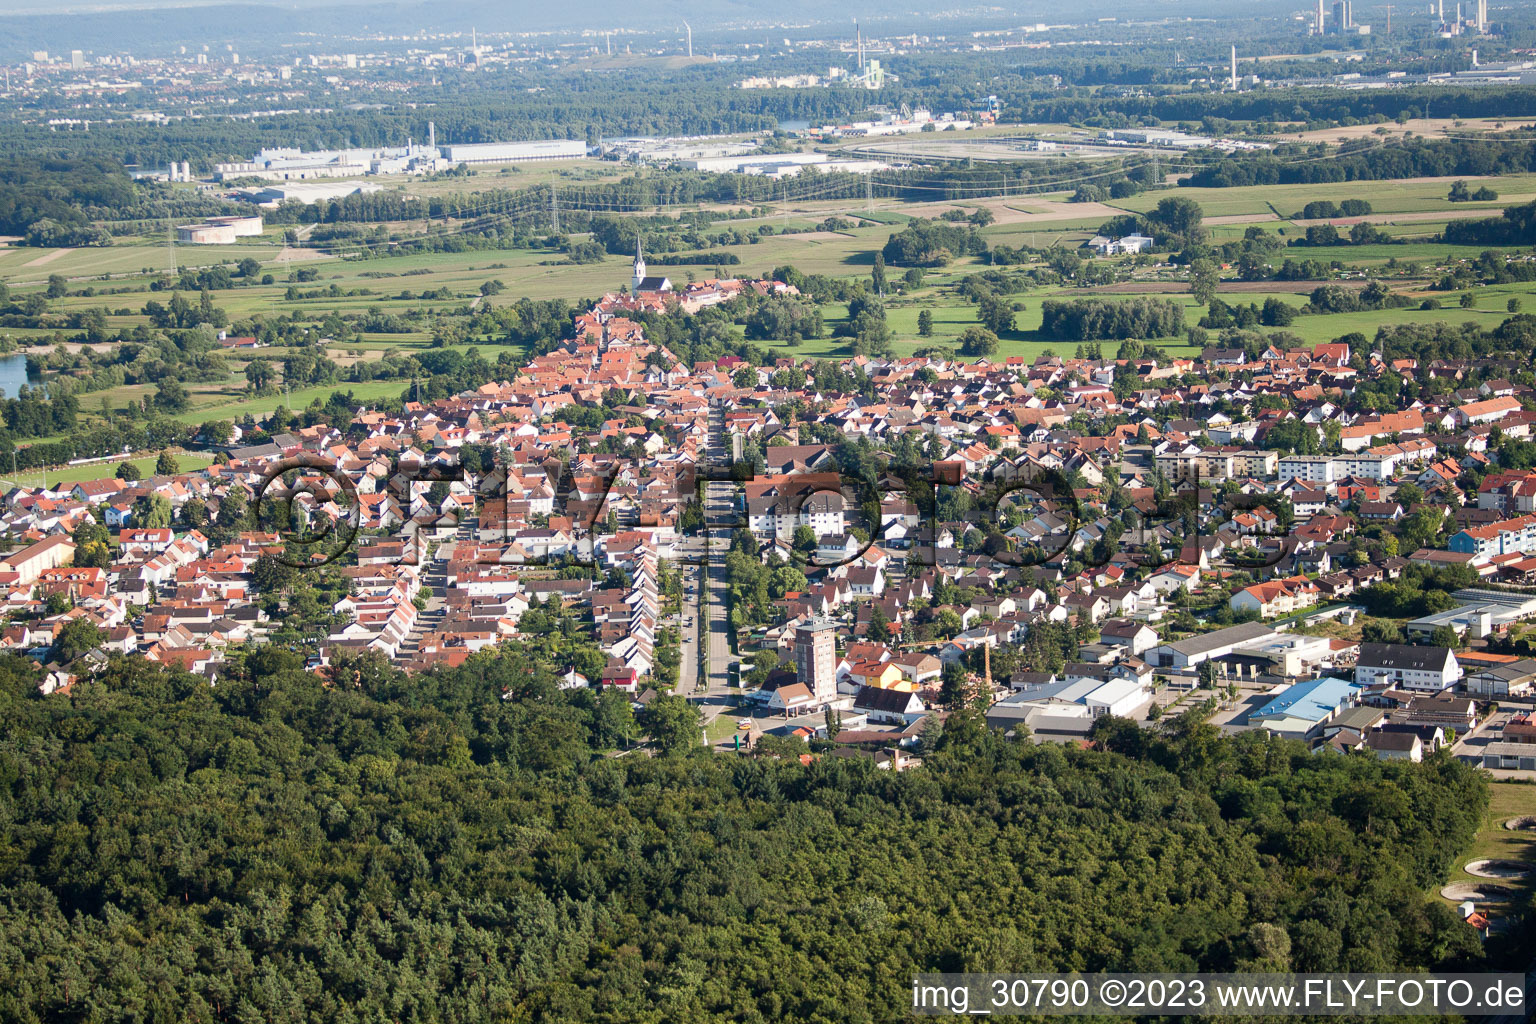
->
[[0, 354, 34, 400]]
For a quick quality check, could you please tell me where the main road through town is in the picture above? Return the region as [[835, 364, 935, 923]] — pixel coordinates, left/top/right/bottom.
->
[[677, 401, 743, 742]]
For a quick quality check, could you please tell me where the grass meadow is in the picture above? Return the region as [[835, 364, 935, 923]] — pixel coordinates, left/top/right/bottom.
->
[[5, 162, 1536, 457]]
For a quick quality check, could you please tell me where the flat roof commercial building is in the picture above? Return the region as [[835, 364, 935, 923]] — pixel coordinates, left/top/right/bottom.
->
[[1147, 621, 1277, 671], [236, 181, 384, 207], [985, 675, 1150, 726], [1483, 741, 1536, 771], [441, 140, 588, 164], [1248, 676, 1362, 736]]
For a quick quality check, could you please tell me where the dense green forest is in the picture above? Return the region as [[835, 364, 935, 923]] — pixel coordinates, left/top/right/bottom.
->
[[1187, 137, 1536, 189], [0, 73, 871, 170], [1443, 197, 1536, 245], [0, 646, 1504, 1023], [1039, 297, 1187, 341], [0, 157, 133, 245], [1006, 85, 1536, 129], [0, 156, 247, 244]]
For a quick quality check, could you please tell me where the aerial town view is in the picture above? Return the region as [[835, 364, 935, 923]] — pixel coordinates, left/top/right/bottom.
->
[[0, 0, 1534, 1017]]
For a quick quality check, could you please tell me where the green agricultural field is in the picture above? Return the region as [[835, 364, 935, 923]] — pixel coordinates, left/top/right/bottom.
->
[[985, 222, 1114, 247], [1258, 304, 1506, 345], [856, 269, 1536, 357], [1265, 239, 1527, 267], [884, 301, 991, 338], [1206, 224, 1276, 242], [10, 158, 1536, 426], [0, 241, 282, 288], [1108, 174, 1536, 220], [170, 378, 409, 424], [394, 159, 626, 198], [0, 450, 214, 489]]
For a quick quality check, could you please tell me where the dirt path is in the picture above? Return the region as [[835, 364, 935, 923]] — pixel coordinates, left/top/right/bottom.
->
[[1206, 213, 1280, 225], [978, 197, 1124, 225], [22, 248, 72, 268]]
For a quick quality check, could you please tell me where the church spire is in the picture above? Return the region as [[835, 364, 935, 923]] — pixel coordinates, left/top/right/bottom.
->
[[632, 234, 646, 294]]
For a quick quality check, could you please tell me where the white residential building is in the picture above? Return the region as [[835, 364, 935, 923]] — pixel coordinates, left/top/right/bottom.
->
[[1354, 642, 1461, 692], [1276, 455, 1336, 484]]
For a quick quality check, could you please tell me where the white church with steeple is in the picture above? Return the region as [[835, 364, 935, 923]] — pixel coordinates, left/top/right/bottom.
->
[[631, 236, 670, 295]]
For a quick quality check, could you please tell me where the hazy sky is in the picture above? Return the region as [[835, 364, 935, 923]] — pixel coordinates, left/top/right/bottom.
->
[[0, 0, 378, 11], [0, 0, 1085, 17]]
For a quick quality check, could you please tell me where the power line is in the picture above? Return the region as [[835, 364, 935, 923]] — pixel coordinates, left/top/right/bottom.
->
[[279, 130, 1536, 256]]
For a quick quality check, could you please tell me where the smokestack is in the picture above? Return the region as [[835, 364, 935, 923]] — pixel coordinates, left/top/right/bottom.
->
[[1317, 0, 1325, 32], [428, 120, 436, 150], [684, 21, 692, 58], [856, 20, 863, 70], [1230, 45, 1238, 90]]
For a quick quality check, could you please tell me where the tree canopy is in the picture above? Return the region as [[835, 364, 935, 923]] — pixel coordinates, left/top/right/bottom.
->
[[0, 647, 1503, 1022]]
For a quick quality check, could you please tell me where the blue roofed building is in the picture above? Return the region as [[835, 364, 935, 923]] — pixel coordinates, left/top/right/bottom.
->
[[1247, 677, 1363, 736]]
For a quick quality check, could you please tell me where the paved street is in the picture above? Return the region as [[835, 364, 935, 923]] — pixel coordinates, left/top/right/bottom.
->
[[396, 516, 473, 660], [672, 402, 745, 740]]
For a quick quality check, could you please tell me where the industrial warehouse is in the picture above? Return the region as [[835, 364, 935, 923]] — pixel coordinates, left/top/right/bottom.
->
[[212, 128, 588, 181], [174, 214, 264, 243]]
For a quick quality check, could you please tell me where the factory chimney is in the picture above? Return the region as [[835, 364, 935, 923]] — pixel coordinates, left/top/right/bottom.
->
[[856, 20, 864, 70], [1230, 45, 1238, 90], [1317, 0, 1325, 32], [684, 21, 692, 58], [428, 120, 436, 151]]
